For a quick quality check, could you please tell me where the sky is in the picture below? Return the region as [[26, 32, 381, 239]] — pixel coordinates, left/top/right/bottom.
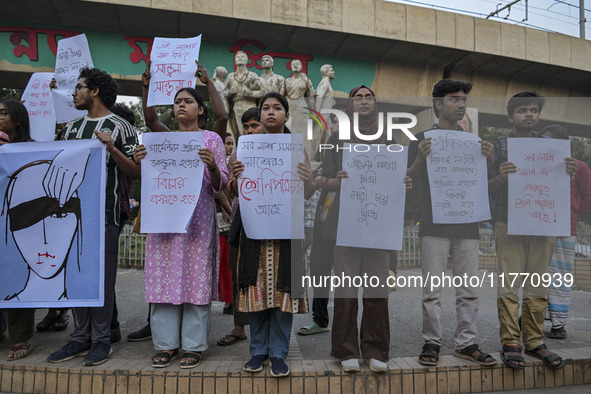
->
[[389, 0, 589, 38]]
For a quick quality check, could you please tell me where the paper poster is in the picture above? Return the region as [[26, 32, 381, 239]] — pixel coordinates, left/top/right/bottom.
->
[[22, 73, 57, 141], [336, 144, 408, 250], [508, 138, 571, 236], [147, 36, 202, 107], [0, 140, 105, 308], [425, 129, 491, 223], [52, 34, 93, 123], [237, 134, 305, 240], [141, 132, 205, 233]]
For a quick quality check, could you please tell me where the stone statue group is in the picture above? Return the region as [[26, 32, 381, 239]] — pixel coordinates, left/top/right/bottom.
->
[[212, 51, 335, 158]]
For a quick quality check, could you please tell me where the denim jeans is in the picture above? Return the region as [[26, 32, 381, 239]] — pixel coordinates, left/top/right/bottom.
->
[[248, 308, 292, 359]]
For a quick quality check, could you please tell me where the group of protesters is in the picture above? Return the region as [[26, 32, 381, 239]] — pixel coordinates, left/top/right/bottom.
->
[[0, 60, 588, 377]]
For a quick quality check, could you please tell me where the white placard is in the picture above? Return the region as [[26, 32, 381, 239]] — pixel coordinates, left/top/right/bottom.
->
[[22, 73, 57, 141], [508, 138, 571, 236], [336, 144, 408, 250], [425, 129, 491, 223], [237, 134, 305, 240], [141, 132, 205, 233], [147, 36, 202, 107], [52, 34, 93, 123]]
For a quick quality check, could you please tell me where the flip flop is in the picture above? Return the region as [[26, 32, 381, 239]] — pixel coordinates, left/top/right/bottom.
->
[[217, 334, 247, 346], [548, 326, 567, 339], [7, 343, 31, 361], [180, 351, 202, 369], [297, 322, 329, 336], [53, 314, 69, 332], [525, 344, 565, 370], [151, 349, 179, 368]]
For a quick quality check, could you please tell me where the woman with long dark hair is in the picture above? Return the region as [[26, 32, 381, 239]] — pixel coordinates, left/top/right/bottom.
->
[[231, 92, 314, 377], [134, 62, 229, 369], [0, 98, 35, 360]]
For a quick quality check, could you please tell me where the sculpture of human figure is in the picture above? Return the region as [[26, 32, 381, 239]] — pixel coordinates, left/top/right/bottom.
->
[[213, 66, 234, 137], [259, 55, 285, 95], [284, 59, 315, 153], [312, 64, 335, 158], [224, 51, 264, 140]]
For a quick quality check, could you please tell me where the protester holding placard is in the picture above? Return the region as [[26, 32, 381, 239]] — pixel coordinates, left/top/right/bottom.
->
[[540, 125, 591, 340], [126, 60, 229, 345], [323, 86, 410, 373], [216, 108, 262, 347], [407, 80, 496, 367], [134, 62, 229, 369], [47, 68, 139, 367], [488, 92, 577, 370], [231, 93, 314, 377], [0, 98, 35, 361]]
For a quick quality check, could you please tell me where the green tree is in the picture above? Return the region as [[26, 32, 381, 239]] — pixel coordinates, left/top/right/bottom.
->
[[0, 88, 23, 100]]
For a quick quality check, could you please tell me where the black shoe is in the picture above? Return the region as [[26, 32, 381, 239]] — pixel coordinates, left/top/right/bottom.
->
[[47, 341, 91, 363], [82, 342, 113, 366], [127, 324, 151, 341], [243, 355, 269, 372], [270, 357, 290, 377], [110, 328, 122, 343]]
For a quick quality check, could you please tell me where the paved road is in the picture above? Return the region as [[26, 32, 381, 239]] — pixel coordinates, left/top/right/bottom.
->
[[2, 267, 591, 364]]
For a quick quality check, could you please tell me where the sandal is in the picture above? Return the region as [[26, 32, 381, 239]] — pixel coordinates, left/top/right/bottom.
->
[[36, 315, 56, 332], [501, 344, 525, 370], [180, 351, 202, 369], [297, 322, 329, 336], [151, 349, 179, 368], [548, 326, 567, 339], [53, 314, 69, 332], [525, 344, 565, 370], [7, 342, 31, 361], [454, 344, 496, 366], [217, 334, 247, 346], [418, 343, 440, 366]]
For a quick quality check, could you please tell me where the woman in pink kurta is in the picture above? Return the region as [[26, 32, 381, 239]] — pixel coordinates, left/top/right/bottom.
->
[[135, 62, 229, 369], [144, 130, 227, 305]]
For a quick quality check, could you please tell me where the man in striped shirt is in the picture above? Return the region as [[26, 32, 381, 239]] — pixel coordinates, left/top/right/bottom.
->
[[48, 67, 140, 366]]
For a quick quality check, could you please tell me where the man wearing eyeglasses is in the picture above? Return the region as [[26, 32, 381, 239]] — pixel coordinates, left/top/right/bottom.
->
[[47, 67, 139, 367], [407, 79, 496, 367]]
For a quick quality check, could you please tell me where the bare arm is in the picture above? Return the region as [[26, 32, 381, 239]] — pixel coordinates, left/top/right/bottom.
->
[[196, 61, 227, 140], [94, 130, 141, 178], [406, 138, 431, 179]]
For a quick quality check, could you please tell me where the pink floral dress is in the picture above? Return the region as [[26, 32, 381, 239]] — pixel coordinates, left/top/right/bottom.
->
[[144, 130, 229, 305]]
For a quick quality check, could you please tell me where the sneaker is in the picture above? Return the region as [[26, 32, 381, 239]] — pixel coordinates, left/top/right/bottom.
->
[[243, 355, 269, 372], [367, 358, 388, 373], [82, 342, 113, 366], [126, 324, 152, 342], [270, 357, 290, 377], [341, 358, 360, 372], [110, 328, 122, 343], [48, 341, 91, 363]]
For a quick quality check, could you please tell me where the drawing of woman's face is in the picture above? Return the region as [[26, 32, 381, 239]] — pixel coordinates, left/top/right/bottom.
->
[[12, 209, 77, 279], [6, 163, 80, 279]]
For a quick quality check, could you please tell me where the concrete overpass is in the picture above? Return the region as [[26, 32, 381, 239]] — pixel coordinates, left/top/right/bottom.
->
[[1, 0, 591, 136]]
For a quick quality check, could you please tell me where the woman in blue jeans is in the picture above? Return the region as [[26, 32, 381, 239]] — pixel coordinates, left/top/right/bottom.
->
[[231, 92, 314, 377]]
